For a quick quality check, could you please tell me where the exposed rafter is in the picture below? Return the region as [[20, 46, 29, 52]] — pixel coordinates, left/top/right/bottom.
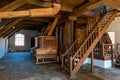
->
[[26, 0, 73, 12], [70, 0, 107, 16], [3, 24, 22, 38], [0, 0, 26, 11], [0, 19, 15, 28], [24, 17, 51, 22], [58, 0, 108, 24], [104, 0, 120, 10], [0, 18, 23, 35], [0, 19, 46, 38]]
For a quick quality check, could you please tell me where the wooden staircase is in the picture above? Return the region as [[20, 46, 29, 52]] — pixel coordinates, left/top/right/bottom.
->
[[61, 9, 117, 78]]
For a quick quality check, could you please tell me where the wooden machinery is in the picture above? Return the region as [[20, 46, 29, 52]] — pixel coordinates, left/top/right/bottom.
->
[[35, 36, 58, 64]]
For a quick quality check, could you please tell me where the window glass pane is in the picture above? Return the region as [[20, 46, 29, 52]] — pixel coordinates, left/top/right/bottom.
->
[[15, 33, 25, 46]]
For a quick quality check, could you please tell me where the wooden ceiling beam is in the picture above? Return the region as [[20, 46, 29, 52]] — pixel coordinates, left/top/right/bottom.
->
[[0, 19, 14, 28], [58, 0, 107, 25], [22, 20, 43, 25], [0, 0, 26, 11], [24, 17, 51, 22], [1, 23, 23, 38], [70, 0, 107, 16], [26, 0, 73, 12], [0, 18, 23, 34], [104, 0, 120, 10], [3, 26, 21, 38]]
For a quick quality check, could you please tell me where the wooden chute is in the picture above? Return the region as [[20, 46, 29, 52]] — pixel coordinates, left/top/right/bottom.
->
[[0, 3, 61, 18]]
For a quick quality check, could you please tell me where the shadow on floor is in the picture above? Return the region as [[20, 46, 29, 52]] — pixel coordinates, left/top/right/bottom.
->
[[0, 52, 104, 80]]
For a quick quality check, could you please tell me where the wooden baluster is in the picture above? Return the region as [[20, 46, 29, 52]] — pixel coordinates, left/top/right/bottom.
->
[[82, 46, 84, 56], [91, 35, 92, 45], [80, 50, 81, 59], [67, 51, 69, 60]]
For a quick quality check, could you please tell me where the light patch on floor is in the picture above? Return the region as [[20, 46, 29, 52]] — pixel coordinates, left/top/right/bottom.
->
[[50, 77, 62, 80]]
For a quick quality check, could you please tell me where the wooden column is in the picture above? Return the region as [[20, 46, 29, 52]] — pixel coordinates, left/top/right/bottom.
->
[[65, 20, 68, 49], [68, 16, 76, 45], [90, 50, 94, 72]]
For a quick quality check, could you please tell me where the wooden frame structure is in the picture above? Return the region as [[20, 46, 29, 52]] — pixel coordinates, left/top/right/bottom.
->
[[35, 36, 58, 64]]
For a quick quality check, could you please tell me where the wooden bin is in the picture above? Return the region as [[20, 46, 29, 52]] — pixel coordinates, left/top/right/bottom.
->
[[38, 36, 58, 48], [35, 36, 58, 64]]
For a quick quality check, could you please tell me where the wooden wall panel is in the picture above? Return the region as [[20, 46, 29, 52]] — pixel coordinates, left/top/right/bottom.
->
[[76, 28, 86, 45]]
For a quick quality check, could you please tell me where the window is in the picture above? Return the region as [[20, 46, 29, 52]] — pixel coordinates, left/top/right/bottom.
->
[[15, 33, 25, 46]]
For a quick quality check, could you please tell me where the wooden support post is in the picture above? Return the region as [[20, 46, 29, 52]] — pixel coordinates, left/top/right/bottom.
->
[[90, 50, 94, 72], [68, 16, 76, 46], [111, 44, 114, 67], [70, 57, 73, 78], [47, 17, 59, 36], [65, 21, 68, 49], [102, 43, 104, 56]]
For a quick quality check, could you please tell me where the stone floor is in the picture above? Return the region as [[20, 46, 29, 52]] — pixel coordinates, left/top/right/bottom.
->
[[0, 52, 120, 80]]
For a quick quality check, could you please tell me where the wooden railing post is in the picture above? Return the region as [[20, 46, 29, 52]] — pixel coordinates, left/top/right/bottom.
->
[[61, 55, 64, 68], [90, 50, 94, 72], [102, 43, 104, 56], [70, 57, 73, 78]]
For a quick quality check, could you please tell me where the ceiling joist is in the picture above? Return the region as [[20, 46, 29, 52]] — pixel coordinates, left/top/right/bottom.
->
[[70, 0, 107, 16], [0, 18, 23, 35], [0, 0, 26, 11], [26, 0, 72, 12]]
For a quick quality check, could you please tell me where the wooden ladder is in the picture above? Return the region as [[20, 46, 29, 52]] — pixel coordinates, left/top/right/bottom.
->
[[61, 9, 117, 78]]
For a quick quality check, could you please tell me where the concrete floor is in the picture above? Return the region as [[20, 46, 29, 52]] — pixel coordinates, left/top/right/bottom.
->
[[0, 52, 120, 80]]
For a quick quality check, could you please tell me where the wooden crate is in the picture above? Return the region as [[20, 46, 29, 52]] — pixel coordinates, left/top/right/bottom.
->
[[35, 36, 58, 64], [39, 36, 58, 48]]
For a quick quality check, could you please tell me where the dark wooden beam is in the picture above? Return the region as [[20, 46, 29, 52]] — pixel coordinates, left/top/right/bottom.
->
[[70, 0, 107, 16], [24, 17, 52, 22], [0, 18, 23, 35], [0, 19, 15, 28], [58, 0, 107, 25], [0, 0, 26, 11], [26, 0, 73, 12], [2, 23, 22, 38]]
